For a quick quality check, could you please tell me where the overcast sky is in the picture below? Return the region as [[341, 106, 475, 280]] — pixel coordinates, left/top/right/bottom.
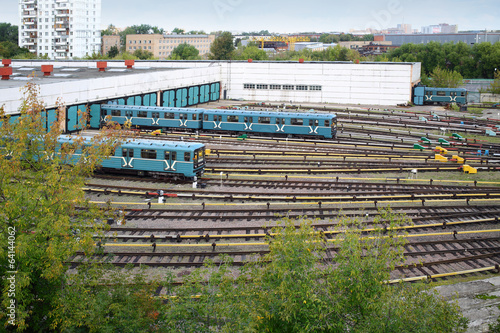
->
[[5, 0, 499, 33]]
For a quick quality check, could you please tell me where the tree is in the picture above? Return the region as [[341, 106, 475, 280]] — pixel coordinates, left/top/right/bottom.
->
[[161, 211, 468, 332], [0, 81, 121, 331], [208, 31, 235, 60], [0, 23, 18, 43], [133, 49, 154, 60], [172, 27, 185, 34], [101, 24, 118, 36], [169, 43, 200, 60], [425, 67, 464, 88], [233, 45, 268, 61], [489, 70, 500, 94], [107, 45, 119, 58]]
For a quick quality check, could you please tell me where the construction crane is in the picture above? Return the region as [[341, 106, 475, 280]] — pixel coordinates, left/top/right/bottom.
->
[[250, 36, 310, 51]]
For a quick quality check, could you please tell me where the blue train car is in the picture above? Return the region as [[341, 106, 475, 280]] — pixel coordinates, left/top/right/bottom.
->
[[58, 135, 205, 179], [413, 85, 467, 106], [100, 104, 204, 131], [202, 109, 337, 139]]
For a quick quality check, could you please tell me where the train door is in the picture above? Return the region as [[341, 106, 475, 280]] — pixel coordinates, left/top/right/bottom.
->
[[212, 114, 222, 129], [179, 113, 188, 127], [152, 112, 160, 125], [244, 116, 253, 131], [275, 117, 285, 133], [164, 151, 177, 171], [309, 119, 319, 134], [122, 148, 134, 168]]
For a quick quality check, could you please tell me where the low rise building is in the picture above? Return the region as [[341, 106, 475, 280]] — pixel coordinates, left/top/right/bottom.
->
[[126, 34, 215, 59], [102, 35, 120, 55]]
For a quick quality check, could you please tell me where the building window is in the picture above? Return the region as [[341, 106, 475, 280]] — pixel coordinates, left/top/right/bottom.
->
[[256, 84, 268, 89], [309, 85, 322, 91], [283, 85, 294, 90], [141, 149, 157, 159], [270, 84, 281, 90], [244, 83, 255, 89], [296, 85, 308, 91]]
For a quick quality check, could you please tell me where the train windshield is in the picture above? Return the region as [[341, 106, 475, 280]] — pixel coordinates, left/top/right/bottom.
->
[[194, 148, 205, 166]]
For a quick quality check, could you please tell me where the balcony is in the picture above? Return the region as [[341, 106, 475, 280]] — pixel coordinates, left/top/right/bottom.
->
[[24, 38, 37, 45], [55, 39, 68, 46], [55, 10, 70, 17], [24, 25, 38, 31], [55, 0, 68, 3], [55, 4, 68, 10], [55, 19, 69, 25], [23, 0, 36, 4], [23, 19, 36, 25], [22, 10, 37, 17], [55, 24, 69, 31]]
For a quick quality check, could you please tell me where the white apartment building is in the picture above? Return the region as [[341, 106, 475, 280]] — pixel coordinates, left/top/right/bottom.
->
[[18, 0, 101, 59]]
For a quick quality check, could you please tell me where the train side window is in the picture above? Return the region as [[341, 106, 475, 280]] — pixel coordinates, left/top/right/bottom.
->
[[275, 118, 285, 125], [125, 111, 133, 117], [244, 116, 253, 122], [437, 91, 446, 96], [138, 111, 148, 118], [122, 148, 134, 158], [152, 112, 159, 119], [204, 114, 209, 121], [184, 152, 191, 162], [259, 117, 270, 124], [325, 120, 330, 127], [291, 118, 303, 125], [180, 113, 187, 120], [227, 115, 239, 122], [309, 119, 319, 126], [141, 149, 157, 159], [217, 115, 222, 122], [111, 110, 121, 116], [122, 148, 126, 157], [461, 92, 465, 96], [165, 112, 175, 119], [192, 114, 198, 120]]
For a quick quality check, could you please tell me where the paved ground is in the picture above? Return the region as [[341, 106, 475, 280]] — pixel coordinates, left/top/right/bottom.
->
[[436, 276, 500, 332]]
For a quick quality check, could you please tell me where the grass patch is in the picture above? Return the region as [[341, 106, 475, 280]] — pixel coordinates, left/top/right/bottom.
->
[[476, 294, 499, 300], [467, 107, 484, 115]]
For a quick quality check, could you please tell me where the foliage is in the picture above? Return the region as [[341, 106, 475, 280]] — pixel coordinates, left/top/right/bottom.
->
[[233, 45, 269, 61], [387, 41, 500, 79], [51, 265, 166, 332], [208, 31, 235, 60], [0, 23, 18, 43], [132, 49, 155, 60], [424, 67, 464, 88], [0, 41, 34, 59], [489, 71, 500, 94], [169, 43, 200, 60], [107, 45, 119, 58], [101, 24, 119, 36], [161, 210, 468, 332], [0, 81, 122, 331], [172, 27, 185, 34]]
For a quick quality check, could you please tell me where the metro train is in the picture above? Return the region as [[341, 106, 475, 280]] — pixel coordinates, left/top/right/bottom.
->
[[100, 104, 338, 139], [413, 85, 467, 106], [58, 135, 205, 180]]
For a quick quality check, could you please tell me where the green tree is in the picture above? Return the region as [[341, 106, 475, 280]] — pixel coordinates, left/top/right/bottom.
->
[[107, 45, 119, 58], [172, 27, 185, 34], [0, 23, 18, 43], [489, 70, 500, 94], [133, 49, 154, 60], [425, 67, 464, 88], [0, 82, 122, 331], [101, 24, 118, 36], [233, 45, 268, 60], [169, 43, 200, 60], [208, 31, 235, 60]]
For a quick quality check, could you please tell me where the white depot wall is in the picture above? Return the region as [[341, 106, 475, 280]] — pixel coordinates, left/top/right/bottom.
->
[[1, 66, 220, 114], [225, 62, 419, 105]]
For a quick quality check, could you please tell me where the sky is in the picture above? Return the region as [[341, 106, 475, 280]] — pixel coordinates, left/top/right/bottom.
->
[[4, 0, 499, 33]]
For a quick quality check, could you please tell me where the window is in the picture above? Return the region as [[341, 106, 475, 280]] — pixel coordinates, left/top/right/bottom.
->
[[436, 91, 446, 96], [122, 149, 134, 158], [257, 84, 268, 89], [204, 114, 209, 121], [258, 117, 270, 124], [125, 111, 133, 117], [192, 114, 198, 120], [244, 116, 253, 123], [111, 110, 121, 116], [296, 85, 308, 91], [180, 113, 187, 120], [227, 115, 239, 122], [141, 149, 157, 159], [165, 112, 175, 119], [270, 84, 281, 90], [137, 111, 148, 118], [276, 118, 285, 125], [165, 151, 177, 160], [325, 120, 330, 127], [309, 119, 319, 126], [152, 112, 159, 118], [283, 85, 294, 90], [291, 118, 303, 126], [244, 83, 255, 89], [309, 85, 322, 91], [184, 152, 191, 162]]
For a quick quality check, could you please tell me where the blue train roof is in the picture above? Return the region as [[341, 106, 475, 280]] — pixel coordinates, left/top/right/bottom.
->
[[101, 104, 204, 114], [425, 87, 467, 92], [59, 135, 205, 150], [203, 109, 336, 119]]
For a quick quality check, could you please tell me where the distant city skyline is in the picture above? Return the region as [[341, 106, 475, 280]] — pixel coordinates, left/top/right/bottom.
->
[[6, 0, 499, 34]]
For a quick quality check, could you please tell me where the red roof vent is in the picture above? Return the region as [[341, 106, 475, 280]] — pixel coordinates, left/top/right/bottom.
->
[[97, 61, 107, 72]]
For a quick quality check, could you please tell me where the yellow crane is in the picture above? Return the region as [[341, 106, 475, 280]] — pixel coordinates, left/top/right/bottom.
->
[[250, 36, 310, 51]]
